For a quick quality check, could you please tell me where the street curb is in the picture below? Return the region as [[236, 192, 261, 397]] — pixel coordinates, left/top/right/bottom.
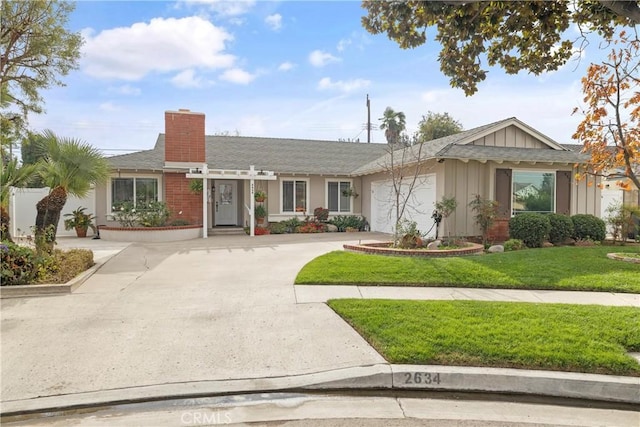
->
[[1, 364, 638, 417]]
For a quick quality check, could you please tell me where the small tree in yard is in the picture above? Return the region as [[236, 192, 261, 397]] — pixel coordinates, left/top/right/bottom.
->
[[469, 195, 498, 246], [605, 202, 640, 244], [434, 196, 457, 239]]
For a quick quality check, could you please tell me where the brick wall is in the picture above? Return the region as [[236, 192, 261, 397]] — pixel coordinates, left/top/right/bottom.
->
[[164, 110, 205, 163], [164, 173, 203, 225], [487, 218, 510, 242]]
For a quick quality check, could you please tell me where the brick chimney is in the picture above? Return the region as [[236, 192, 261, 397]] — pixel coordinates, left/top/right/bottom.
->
[[164, 109, 205, 163], [163, 109, 205, 226]]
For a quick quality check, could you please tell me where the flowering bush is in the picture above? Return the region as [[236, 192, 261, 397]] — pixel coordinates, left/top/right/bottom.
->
[[111, 201, 171, 227], [111, 201, 138, 227]]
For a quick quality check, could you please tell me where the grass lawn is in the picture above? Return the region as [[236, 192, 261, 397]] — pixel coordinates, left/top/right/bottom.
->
[[328, 299, 640, 376], [295, 246, 640, 293]]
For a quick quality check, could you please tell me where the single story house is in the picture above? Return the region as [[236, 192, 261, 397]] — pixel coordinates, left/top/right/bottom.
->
[[99, 109, 601, 240]]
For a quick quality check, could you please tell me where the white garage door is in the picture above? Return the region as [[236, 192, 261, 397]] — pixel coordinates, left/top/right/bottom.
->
[[370, 174, 437, 238]]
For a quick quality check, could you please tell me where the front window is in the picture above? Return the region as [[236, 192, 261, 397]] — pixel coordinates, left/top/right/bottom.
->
[[282, 179, 307, 213], [111, 177, 158, 209], [512, 171, 555, 214], [327, 180, 351, 213]]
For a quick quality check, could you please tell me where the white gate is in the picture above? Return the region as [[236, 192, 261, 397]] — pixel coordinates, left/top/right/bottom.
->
[[9, 187, 96, 238]]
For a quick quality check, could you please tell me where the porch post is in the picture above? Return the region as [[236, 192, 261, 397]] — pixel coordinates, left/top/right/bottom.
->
[[250, 165, 255, 237], [202, 164, 208, 239]]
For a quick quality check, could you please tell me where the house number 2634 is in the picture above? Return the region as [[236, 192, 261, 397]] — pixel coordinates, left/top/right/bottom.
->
[[403, 372, 441, 385]]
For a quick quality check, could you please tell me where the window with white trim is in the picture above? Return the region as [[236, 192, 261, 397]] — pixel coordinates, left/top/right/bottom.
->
[[512, 171, 555, 215], [326, 180, 352, 213], [281, 179, 308, 213], [111, 177, 159, 210]]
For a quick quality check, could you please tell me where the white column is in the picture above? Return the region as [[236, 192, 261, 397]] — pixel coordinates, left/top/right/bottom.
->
[[250, 165, 255, 237], [202, 164, 208, 238]]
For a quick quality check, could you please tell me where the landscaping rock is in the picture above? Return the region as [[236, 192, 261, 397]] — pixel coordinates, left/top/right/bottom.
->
[[427, 240, 442, 250], [326, 224, 338, 232], [487, 245, 504, 253], [542, 242, 554, 248]]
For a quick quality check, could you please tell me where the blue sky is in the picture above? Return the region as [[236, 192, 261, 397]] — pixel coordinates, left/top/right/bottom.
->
[[29, 0, 610, 155]]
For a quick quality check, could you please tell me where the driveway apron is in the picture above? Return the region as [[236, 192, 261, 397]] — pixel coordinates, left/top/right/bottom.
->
[[0, 234, 387, 402]]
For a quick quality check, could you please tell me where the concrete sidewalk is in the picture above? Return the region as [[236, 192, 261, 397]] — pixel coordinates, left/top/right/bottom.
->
[[2, 232, 639, 422]]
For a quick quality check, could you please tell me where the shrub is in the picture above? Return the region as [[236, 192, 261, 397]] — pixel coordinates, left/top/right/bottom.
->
[[35, 249, 94, 284], [170, 219, 190, 226], [268, 222, 287, 234], [328, 215, 366, 232], [254, 227, 270, 236], [503, 238, 525, 251], [138, 201, 171, 227], [468, 195, 499, 246], [112, 201, 138, 227], [281, 217, 303, 233], [571, 214, 606, 242], [313, 207, 329, 222], [605, 202, 640, 244], [509, 213, 551, 248], [1, 241, 36, 285], [547, 213, 574, 245], [296, 223, 325, 233]]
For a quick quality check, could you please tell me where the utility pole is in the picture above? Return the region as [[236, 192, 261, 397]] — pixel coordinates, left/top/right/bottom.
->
[[366, 94, 371, 143]]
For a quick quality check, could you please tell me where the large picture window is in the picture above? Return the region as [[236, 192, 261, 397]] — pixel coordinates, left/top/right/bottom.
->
[[512, 171, 555, 214], [282, 179, 307, 213], [327, 180, 351, 213], [111, 177, 158, 210]]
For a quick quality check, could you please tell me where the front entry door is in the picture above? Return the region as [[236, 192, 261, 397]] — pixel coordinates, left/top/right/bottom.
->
[[214, 180, 237, 225]]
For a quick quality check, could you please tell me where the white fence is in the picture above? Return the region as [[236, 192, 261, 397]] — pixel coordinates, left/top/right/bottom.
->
[[9, 187, 96, 238]]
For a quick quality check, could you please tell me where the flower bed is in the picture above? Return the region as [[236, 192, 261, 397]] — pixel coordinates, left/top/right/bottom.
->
[[343, 241, 484, 257], [99, 225, 202, 242]]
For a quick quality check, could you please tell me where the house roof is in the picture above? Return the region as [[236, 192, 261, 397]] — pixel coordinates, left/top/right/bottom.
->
[[108, 116, 588, 176], [108, 134, 388, 175]]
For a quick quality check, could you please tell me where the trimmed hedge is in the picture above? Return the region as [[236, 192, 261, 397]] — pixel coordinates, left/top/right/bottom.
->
[[571, 214, 606, 242], [547, 213, 574, 245], [509, 213, 551, 248]]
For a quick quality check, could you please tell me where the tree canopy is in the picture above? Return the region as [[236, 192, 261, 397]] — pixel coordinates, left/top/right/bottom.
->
[[0, 1, 82, 131], [361, 1, 638, 95], [572, 31, 640, 190], [417, 111, 463, 142]]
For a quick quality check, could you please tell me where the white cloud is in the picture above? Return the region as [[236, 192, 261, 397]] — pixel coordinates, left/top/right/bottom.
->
[[336, 38, 351, 52], [309, 50, 340, 67], [82, 16, 235, 80], [278, 62, 295, 71], [265, 13, 282, 31], [317, 77, 371, 93], [220, 68, 256, 84], [177, 0, 256, 17], [171, 69, 203, 88], [336, 31, 370, 52], [109, 84, 141, 96], [99, 102, 120, 112]]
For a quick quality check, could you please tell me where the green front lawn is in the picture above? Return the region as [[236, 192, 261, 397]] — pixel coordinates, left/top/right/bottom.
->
[[296, 246, 640, 293], [329, 299, 640, 376]]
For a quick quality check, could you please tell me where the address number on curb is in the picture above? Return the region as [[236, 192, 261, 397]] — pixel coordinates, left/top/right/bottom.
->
[[403, 372, 441, 385]]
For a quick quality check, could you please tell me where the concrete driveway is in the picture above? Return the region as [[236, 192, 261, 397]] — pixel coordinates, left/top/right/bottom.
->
[[1, 233, 389, 403]]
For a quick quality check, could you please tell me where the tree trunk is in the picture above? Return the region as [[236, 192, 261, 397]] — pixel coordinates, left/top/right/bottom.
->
[[0, 205, 13, 242], [35, 186, 67, 253]]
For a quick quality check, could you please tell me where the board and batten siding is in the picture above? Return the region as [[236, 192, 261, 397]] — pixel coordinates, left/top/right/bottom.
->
[[469, 125, 549, 149], [442, 160, 490, 236]]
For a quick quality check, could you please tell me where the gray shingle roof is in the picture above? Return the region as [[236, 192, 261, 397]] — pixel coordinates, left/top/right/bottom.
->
[[436, 145, 588, 163], [108, 134, 388, 175]]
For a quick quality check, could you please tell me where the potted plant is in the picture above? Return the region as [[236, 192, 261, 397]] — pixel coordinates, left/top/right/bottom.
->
[[254, 190, 267, 202], [254, 204, 267, 225], [63, 206, 96, 238], [342, 187, 359, 198]]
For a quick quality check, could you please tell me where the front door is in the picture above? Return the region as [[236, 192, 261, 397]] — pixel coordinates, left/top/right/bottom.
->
[[214, 180, 237, 225]]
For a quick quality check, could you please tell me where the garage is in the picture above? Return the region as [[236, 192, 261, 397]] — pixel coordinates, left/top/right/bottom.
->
[[370, 174, 437, 238]]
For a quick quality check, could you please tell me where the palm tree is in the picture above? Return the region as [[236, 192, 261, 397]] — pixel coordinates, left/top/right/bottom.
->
[[34, 130, 109, 252], [379, 107, 406, 145], [1, 159, 38, 241]]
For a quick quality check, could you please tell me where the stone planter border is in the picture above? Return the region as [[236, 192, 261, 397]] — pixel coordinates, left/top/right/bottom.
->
[[344, 242, 485, 257], [99, 225, 202, 242], [607, 253, 640, 264]]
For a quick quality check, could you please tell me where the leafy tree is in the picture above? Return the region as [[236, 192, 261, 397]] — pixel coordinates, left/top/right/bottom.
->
[[361, 1, 638, 95], [1, 159, 38, 241], [417, 111, 463, 142], [34, 130, 109, 252], [0, 1, 82, 131], [572, 31, 640, 190], [379, 106, 406, 145]]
